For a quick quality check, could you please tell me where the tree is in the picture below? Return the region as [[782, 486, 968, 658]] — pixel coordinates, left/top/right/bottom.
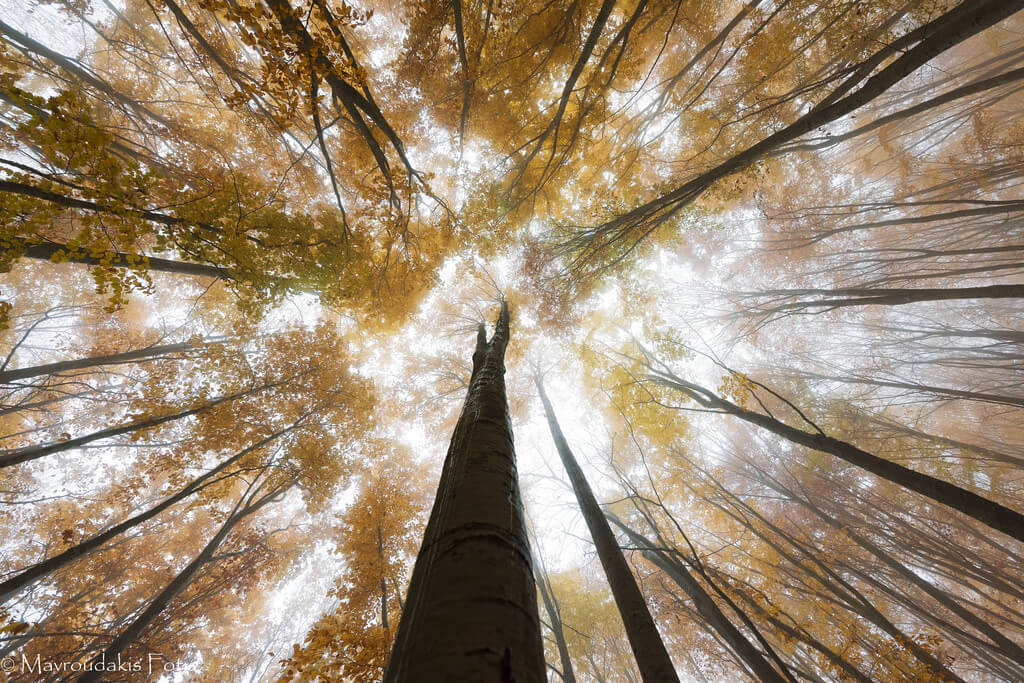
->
[[281, 451, 428, 682], [535, 370, 679, 682], [383, 303, 546, 681]]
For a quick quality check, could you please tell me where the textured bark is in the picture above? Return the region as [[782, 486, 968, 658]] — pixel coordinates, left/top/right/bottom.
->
[[606, 515, 785, 683], [0, 342, 195, 384], [384, 303, 545, 682], [535, 374, 679, 682]]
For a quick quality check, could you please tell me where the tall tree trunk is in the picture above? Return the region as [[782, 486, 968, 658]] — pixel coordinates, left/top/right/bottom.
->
[[0, 373, 303, 469], [0, 423, 299, 603], [646, 366, 1024, 544], [570, 0, 1024, 269], [606, 514, 787, 683], [383, 303, 545, 682], [0, 342, 196, 384], [752, 467, 1024, 669], [535, 373, 679, 682], [16, 242, 232, 280], [377, 524, 389, 632], [748, 284, 1024, 315], [533, 544, 577, 683], [697, 469, 967, 683], [75, 481, 290, 683]]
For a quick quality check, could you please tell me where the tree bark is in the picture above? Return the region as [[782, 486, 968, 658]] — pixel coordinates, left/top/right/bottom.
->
[[383, 303, 545, 682], [535, 373, 679, 682]]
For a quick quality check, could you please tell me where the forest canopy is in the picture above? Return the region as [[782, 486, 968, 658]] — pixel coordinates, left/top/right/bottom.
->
[[1, 0, 1023, 680]]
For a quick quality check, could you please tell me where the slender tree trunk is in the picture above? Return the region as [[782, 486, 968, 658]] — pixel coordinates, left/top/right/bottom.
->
[[75, 482, 290, 683], [533, 546, 577, 683], [383, 303, 545, 682], [777, 476, 1024, 667], [572, 0, 1024, 266], [377, 524, 389, 632], [0, 424, 298, 603], [0, 373, 302, 468], [648, 367, 1024, 543], [0, 342, 195, 384], [749, 284, 1024, 315], [17, 242, 232, 280], [698, 473, 967, 683], [711, 569, 872, 683], [535, 373, 679, 682], [606, 514, 786, 683]]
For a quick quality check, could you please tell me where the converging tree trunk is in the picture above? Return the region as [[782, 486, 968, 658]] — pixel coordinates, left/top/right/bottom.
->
[[0, 341, 196, 384], [383, 303, 546, 682], [606, 514, 788, 683], [535, 372, 679, 682], [0, 423, 301, 603], [75, 478, 293, 683], [644, 362, 1024, 544], [533, 545, 577, 683]]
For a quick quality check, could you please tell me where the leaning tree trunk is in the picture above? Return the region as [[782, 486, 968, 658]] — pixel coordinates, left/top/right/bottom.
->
[[646, 366, 1024, 544], [535, 373, 680, 682], [533, 544, 577, 683], [0, 341, 196, 384], [383, 302, 546, 682], [606, 514, 789, 683], [0, 423, 299, 603], [75, 481, 289, 683]]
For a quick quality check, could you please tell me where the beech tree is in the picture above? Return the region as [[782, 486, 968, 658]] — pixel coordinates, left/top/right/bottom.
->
[[383, 303, 546, 681], [535, 370, 679, 682]]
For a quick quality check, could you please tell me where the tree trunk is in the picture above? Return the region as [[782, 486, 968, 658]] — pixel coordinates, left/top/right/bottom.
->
[[75, 482, 290, 683], [749, 285, 1024, 316], [17, 242, 232, 280], [535, 373, 679, 682], [0, 342, 196, 384], [648, 368, 1024, 544], [607, 514, 786, 683], [0, 373, 301, 469], [0, 424, 298, 603], [755, 468, 1024, 669], [383, 302, 545, 682], [534, 546, 577, 683], [377, 524, 390, 632], [571, 0, 1024, 268]]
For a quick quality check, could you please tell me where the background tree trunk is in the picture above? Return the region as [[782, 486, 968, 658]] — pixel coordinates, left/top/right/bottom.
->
[[536, 372, 679, 682]]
